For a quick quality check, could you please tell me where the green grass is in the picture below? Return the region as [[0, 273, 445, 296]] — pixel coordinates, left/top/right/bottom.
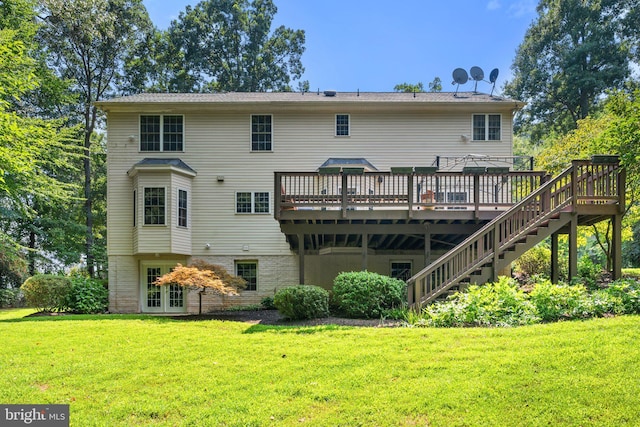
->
[[1, 309, 639, 426]]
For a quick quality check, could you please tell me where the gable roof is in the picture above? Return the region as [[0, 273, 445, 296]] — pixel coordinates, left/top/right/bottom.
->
[[96, 91, 524, 113]]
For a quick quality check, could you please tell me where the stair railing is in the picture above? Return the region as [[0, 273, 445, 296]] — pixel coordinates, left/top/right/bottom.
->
[[407, 160, 621, 308]]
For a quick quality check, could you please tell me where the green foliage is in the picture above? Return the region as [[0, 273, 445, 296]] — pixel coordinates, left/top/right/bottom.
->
[[513, 244, 551, 278], [332, 271, 406, 318], [20, 274, 71, 312], [273, 285, 329, 320], [0, 288, 24, 308], [393, 82, 424, 93], [575, 256, 604, 290], [260, 296, 275, 310], [65, 276, 108, 314], [157, 0, 305, 92], [422, 277, 539, 327], [406, 277, 640, 328], [504, 0, 632, 143], [528, 281, 592, 322]]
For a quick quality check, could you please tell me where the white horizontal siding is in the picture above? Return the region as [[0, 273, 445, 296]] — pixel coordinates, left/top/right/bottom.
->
[[106, 104, 516, 301]]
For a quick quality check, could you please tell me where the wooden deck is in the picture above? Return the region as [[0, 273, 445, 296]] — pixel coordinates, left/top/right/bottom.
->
[[274, 158, 625, 289]]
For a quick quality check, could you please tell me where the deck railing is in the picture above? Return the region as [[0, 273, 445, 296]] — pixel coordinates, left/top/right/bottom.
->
[[406, 159, 624, 308], [275, 169, 548, 218]]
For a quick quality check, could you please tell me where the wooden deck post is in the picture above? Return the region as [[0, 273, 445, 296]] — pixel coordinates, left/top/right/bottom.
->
[[298, 233, 305, 284], [362, 232, 368, 271], [612, 214, 622, 280], [569, 214, 578, 279], [424, 227, 431, 268], [551, 232, 559, 283]]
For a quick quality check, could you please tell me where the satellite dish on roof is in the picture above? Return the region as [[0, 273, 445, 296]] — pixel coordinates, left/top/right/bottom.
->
[[470, 66, 484, 81], [452, 68, 468, 85], [470, 66, 484, 93], [452, 68, 468, 96], [489, 68, 499, 96]]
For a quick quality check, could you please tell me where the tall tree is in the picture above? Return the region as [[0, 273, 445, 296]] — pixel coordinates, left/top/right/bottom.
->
[[0, 0, 79, 284], [157, 0, 305, 92], [37, 0, 153, 276], [504, 0, 633, 144]]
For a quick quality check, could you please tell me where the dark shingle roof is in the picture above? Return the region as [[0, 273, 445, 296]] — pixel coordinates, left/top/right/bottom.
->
[[128, 158, 196, 176]]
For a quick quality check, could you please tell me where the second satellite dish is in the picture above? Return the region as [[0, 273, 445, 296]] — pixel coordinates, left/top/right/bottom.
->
[[470, 66, 484, 93]]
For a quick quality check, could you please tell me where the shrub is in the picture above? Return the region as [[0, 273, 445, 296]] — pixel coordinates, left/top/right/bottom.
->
[[66, 276, 108, 314], [513, 245, 551, 278], [21, 274, 72, 312], [0, 288, 24, 308], [274, 285, 329, 320], [597, 279, 640, 314], [422, 277, 539, 327], [528, 281, 593, 321], [332, 271, 406, 318], [260, 296, 275, 310], [574, 256, 604, 290]]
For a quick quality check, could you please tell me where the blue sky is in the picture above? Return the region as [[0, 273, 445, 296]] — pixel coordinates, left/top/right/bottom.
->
[[142, 0, 538, 93]]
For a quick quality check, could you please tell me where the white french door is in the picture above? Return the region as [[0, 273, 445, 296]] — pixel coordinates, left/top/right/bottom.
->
[[140, 262, 186, 313]]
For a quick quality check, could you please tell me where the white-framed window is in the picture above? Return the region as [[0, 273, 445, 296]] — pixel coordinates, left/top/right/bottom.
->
[[336, 114, 350, 136], [391, 261, 412, 282], [143, 187, 166, 225], [251, 114, 272, 151], [140, 115, 184, 152], [236, 192, 270, 214], [235, 261, 257, 291], [472, 114, 501, 141], [177, 189, 188, 228]]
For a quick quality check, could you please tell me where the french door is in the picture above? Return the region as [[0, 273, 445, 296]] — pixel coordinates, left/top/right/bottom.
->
[[140, 262, 186, 313]]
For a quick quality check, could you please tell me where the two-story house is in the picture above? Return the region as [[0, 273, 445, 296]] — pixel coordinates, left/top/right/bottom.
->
[[97, 91, 530, 314]]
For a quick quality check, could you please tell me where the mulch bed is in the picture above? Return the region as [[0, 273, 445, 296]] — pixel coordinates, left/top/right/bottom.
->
[[171, 309, 403, 327]]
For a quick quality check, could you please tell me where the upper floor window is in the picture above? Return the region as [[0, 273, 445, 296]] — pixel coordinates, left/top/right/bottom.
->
[[144, 187, 166, 225], [236, 191, 270, 214], [472, 114, 501, 141], [336, 114, 350, 136], [251, 115, 272, 151], [177, 189, 188, 228], [140, 115, 184, 152]]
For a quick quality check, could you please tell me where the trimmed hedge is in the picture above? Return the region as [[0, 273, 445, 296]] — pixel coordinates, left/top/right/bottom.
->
[[21, 274, 72, 312], [274, 285, 329, 320], [332, 271, 406, 318]]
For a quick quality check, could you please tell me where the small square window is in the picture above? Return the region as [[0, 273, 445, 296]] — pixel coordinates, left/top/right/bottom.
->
[[472, 114, 501, 141], [391, 262, 412, 282]]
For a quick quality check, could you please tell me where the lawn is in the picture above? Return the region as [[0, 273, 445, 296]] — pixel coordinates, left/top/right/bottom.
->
[[1, 309, 639, 426]]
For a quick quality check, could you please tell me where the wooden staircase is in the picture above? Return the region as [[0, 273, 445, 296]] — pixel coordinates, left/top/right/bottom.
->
[[407, 158, 625, 308]]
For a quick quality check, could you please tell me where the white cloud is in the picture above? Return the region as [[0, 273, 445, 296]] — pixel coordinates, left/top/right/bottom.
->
[[487, 0, 501, 11], [508, 0, 537, 18]]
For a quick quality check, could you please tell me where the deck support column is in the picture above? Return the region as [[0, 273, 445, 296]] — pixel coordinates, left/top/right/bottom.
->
[[424, 226, 431, 268], [569, 214, 578, 280], [550, 232, 559, 283], [298, 233, 305, 285], [612, 214, 622, 280], [362, 233, 368, 271]]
